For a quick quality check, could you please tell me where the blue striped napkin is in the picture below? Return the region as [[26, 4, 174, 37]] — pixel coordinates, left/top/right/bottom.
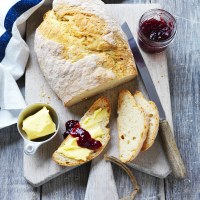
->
[[0, 0, 45, 129]]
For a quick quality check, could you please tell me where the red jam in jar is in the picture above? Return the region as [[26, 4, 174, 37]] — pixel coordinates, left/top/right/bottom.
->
[[138, 9, 176, 53], [63, 120, 102, 150]]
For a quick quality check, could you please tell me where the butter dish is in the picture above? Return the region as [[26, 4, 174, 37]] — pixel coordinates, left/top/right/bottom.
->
[[17, 103, 60, 155]]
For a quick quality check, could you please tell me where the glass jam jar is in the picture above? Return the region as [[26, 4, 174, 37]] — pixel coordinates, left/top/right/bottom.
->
[[138, 9, 176, 53]]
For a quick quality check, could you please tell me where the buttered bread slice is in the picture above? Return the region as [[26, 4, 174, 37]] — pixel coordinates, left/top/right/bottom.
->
[[133, 91, 159, 151], [117, 90, 149, 163], [52, 97, 111, 166], [34, 0, 137, 106]]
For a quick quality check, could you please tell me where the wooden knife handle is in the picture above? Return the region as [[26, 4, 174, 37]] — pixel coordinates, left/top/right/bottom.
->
[[159, 120, 186, 179]]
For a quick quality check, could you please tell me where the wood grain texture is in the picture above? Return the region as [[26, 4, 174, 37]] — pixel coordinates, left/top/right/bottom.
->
[[159, 120, 186, 179], [42, 163, 90, 200], [151, 0, 200, 199], [84, 154, 119, 200], [0, 0, 199, 200], [0, 125, 40, 200]]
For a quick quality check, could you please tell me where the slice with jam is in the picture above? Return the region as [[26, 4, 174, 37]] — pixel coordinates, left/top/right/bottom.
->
[[52, 97, 111, 166]]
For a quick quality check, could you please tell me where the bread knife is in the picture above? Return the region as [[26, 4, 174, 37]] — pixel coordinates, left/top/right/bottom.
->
[[121, 22, 186, 179]]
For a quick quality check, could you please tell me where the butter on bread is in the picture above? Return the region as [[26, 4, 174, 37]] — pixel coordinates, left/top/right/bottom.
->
[[117, 90, 149, 163], [52, 97, 111, 166], [34, 0, 137, 106], [133, 91, 159, 151]]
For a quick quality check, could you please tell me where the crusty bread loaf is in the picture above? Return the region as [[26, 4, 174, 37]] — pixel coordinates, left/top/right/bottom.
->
[[133, 91, 159, 151], [34, 0, 137, 107], [52, 97, 111, 166], [117, 90, 149, 163]]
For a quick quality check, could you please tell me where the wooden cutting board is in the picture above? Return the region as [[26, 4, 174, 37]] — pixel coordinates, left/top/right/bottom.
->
[[25, 3, 172, 187]]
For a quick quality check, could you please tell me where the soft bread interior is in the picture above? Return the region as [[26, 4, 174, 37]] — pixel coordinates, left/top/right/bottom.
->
[[133, 91, 159, 151], [117, 90, 149, 163]]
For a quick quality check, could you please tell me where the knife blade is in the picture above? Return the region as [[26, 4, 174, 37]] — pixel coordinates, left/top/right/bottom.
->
[[121, 22, 186, 179], [121, 22, 166, 120]]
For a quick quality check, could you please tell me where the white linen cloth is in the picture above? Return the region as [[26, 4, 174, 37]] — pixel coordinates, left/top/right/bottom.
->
[[0, 0, 47, 129]]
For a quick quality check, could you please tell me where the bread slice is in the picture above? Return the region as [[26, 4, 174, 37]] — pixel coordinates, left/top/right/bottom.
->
[[133, 91, 159, 151], [117, 90, 149, 163], [52, 97, 111, 166]]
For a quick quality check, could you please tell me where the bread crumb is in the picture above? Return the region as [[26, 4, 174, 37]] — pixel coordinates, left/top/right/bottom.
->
[[40, 92, 46, 98]]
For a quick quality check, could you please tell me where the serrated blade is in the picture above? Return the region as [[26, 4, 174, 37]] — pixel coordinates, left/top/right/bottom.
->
[[121, 22, 166, 121]]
